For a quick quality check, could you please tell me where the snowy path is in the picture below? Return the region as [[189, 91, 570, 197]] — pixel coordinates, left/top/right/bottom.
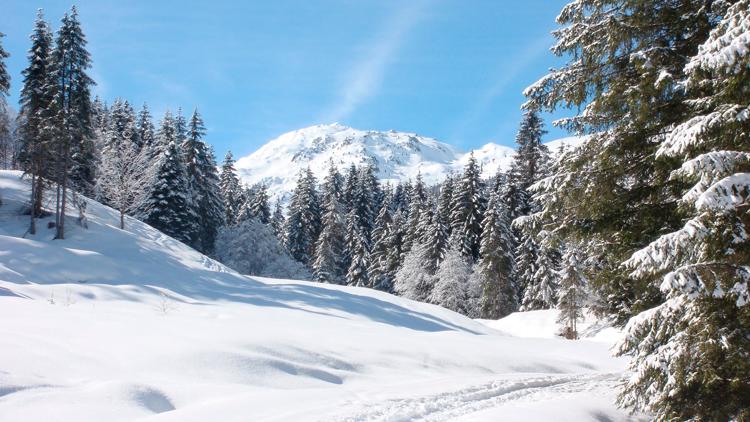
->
[[329, 373, 625, 422]]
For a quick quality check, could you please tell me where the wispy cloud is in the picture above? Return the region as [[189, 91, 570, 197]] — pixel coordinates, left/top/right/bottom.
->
[[450, 35, 552, 143], [323, 0, 432, 123]]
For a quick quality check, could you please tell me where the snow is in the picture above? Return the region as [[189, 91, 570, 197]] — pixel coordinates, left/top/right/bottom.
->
[[0, 170, 641, 421], [235, 123, 581, 204]]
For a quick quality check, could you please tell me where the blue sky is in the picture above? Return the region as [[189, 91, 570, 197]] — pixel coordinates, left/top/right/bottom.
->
[[2, 1, 572, 158]]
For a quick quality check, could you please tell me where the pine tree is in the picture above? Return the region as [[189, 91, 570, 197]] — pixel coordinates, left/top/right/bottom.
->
[[524, 0, 714, 323], [368, 194, 394, 291], [173, 107, 187, 146], [507, 110, 549, 218], [474, 192, 517, 319], [520, 229, 559, 311], [342, 164, 358, 213], [45, 7, 96, 238], [17, 10, 53, 234], [136, 103, 156, 154], [181, 108, 224, 253], [556, 246, 587, 339], [140, 138, 196, 244], [0, 32, 10, 169], [450, 153, 485, 261], [247, 183, 271, 224], [270, 200, 285, 239], [394, 242, 434, 302], [431, 235, 472, 314], [283, 168, 321, 266], [614, 3, 750, 419], [312, 192, 347, 284], [219, 151, 242, 225], [345, 224, 370, 287], [402, 173, 427, 254]]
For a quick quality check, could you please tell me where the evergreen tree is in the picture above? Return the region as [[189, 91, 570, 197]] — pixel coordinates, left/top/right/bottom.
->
[[614, 3, 750, 418], [181, 108, 224, 253], [402, 173, 427, 254], [219, 151, 242, 225], [431, 235, 472, 315], [450, 153, 485, 261], [352, 164, 379, 241], [0, 32, 10, 169], [556, 246, 587, 339], [173, 107, 187, 146], [243, 183, 270, 225], [345, 225, 370, 287], [283, 168, 321, 266], [520, 229, 559, 311], [270, 200, 285, 239], [17, 10, 53, 234], [140, 138, 196, 244], [394, 242, 434, 302], [45, 7, 96, 238], [473, 192, 517, 319], [368, 194, 394, 291], [312, 191, 347, 284], [136, 103, 156, 154], [524, 0, 713, 323], [507, 110, 549, 218], [342, 164, 358, 213]]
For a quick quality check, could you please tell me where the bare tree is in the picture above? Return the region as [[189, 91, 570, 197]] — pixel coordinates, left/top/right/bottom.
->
[[96, 141, 151, 229]]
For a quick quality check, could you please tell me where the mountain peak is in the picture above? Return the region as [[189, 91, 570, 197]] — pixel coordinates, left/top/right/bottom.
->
[[235, 125, 581, 204]]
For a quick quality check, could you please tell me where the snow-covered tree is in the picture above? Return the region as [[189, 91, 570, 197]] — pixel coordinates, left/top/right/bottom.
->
[[181, 109, 224, 253], [96, 135, 151, 230], [402, 173, 427, 254], [393, 243, 434, 302], [450, 153, 485, 261], [431, 236, 471, 314], [312, 188, 347, 284], [520, 228, 559, 311], [219, 151, 242, 225], [284, 168, 321, 266], [17, 10, 53, 234], [270, 200, 285, 239], [139, 118, 197, 245], [215, 218, 310, 279], [45, 7, 95, 238], [0, 32, 10, 169], [556, 246, 587, 339], [474, 192, 516, 319], [615, 3, 750, 419], [345, 226, 370, 287], [367, 195, 394, 290], [136, 103, 155, 154]]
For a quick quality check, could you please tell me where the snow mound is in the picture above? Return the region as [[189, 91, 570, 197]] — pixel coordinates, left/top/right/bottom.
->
[[478, 309, 623, 344], [0, 170, 639, 421]]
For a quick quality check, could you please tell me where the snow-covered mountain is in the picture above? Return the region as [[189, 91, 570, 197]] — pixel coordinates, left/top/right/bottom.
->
[[235, 123, 580, 203], [0, 170, 638, 421]]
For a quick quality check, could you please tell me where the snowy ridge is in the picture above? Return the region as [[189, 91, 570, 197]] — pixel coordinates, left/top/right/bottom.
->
[[235, 123, 582, 203], [0, 170, 638, 421]]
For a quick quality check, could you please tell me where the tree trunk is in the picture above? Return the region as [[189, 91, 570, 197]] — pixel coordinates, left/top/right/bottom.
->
[[120, 209, 125, 230], [29, 173, 37, 235]]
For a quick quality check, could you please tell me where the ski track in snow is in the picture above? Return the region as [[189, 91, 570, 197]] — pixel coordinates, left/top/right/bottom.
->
[[330, 373, 621, 422]]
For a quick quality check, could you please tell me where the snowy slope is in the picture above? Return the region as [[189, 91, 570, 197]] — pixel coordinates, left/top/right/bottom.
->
[[0, 170, 642, 421], [235, 124, 579, 203]]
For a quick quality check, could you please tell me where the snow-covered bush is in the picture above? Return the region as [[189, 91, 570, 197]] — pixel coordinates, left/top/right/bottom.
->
[[215, 218, 310, 280]]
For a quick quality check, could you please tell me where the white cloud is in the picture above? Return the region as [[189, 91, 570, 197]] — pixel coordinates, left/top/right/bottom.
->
[[323, 0, 432, 122]]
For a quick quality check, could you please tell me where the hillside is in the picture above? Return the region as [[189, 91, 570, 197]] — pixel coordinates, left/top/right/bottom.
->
[[235, 124, 580, 203], [0, 170, 640, 421]]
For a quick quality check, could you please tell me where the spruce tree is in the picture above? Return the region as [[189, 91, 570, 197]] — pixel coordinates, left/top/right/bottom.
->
[[345, 224, 370, 287], [312, 191, 347, 284], [219, 151, 242, 225], [556, 246, 587, 339], [17, 10, 53, 234], [181, 109, 224, 253], [0, 32, 10, 169], [140, 138, 196, 244], [46, 7, 95, 238], [283, 168, 321, 266], [402, 173, 427, 254], [431, 234, 472, 314], [368, 194, 394, 291], [450, 153, 485, 261], [136, 103, 156, 154], [270, 200, 285, 239], [473, 192, 517, 319], [614, 3, 750, 418]]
